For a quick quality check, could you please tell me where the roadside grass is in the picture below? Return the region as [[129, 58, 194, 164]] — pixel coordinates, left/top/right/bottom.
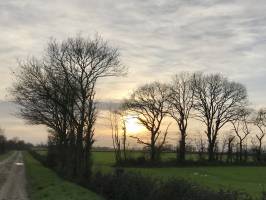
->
[[0, 151, 14, 161], [24, 152, 104, 200]]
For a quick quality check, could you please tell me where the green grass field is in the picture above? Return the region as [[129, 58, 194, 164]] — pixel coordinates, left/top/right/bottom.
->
[[92, 151, 177, 167], [92, 151, 266, 197], [24, 152, 103, 200], [34, 150, 266, 197], [128, 166, 266, 197]]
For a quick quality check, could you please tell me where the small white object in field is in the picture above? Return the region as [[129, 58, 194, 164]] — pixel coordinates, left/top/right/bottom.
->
[[15, 162, 24, 166], [193, 172, 199, 175]]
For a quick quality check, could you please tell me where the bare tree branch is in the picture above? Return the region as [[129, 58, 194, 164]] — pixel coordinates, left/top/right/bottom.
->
[[192, 73, 247, 161], [123, 82, 170, 161]]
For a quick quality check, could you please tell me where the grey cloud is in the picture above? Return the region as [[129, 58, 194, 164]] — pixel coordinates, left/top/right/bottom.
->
[[0, 0, 266, 144]]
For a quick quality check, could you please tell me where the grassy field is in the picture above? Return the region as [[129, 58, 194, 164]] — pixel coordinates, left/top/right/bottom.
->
[[128, 166, 266, 197], [34, 150, 266, 197], [24, 152, 103, 200], [92, 151, 177, 167], [92, 151, 266, 197]]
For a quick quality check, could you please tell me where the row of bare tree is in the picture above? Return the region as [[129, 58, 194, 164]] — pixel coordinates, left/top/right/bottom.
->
[[11, 34, 266, 180], [119, 73, 266, 162], [12, 35, 126, 179]]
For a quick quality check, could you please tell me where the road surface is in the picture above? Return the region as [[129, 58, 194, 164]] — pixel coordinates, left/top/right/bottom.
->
[[0, 151, 28, 200]]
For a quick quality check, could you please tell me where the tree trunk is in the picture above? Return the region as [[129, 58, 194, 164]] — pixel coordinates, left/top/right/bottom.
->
[[208, 142, 215, 161], [179, 132, 186, 162], [122, 125, 127, 161], [258, 141, 262, 162], [67, 129, 76, 178], [76, 96, 87, 180], [150, 133, 156, 162], [76, 119, 85, 179], [239, 142, 243, 162], [227, 140, 233, 163], [150, 144, 156, 162], [84, 136, 93, 180]]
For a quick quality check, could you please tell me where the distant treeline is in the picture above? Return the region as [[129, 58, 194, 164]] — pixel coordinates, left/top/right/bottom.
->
[[110, 72, 266, 165], [0, 134, 33, 154]]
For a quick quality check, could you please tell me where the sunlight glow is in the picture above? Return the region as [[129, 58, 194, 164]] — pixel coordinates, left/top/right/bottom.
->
[[125, 115, 144, 134]]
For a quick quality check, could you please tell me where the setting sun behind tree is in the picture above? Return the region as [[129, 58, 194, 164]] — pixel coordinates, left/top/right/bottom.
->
[[124, 115, 144, 134]]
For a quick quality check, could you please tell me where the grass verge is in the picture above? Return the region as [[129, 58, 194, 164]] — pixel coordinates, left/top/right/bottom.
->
[[0, 151, 14, 161], [24, 152, 104, 200]]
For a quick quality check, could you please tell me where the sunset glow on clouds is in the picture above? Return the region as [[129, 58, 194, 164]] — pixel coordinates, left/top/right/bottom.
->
[[0, 0, 266, 145]]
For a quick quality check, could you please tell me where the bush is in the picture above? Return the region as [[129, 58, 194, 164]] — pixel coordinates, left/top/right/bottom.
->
[[89, 168, 252, 200], [152, 179, 252, 200], [89, 168, 154, 200]]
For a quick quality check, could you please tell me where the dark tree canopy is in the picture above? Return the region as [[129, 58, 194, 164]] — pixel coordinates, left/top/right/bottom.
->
[[12, 35, 126, 179]]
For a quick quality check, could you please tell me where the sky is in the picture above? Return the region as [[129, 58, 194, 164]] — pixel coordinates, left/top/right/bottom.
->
[[0, 0, 266, 145]]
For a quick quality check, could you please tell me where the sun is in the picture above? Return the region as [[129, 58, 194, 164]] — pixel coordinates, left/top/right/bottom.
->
[[125, 115, 144, 134]]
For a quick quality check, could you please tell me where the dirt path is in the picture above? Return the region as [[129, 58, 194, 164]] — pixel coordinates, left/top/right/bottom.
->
[[0, 151, 28, 200]]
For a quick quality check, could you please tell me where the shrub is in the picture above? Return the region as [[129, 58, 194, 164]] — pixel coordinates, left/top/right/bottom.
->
[[89, 168, 252, 200], [89, 168, 154, 200], [152, 179, 252, 200]]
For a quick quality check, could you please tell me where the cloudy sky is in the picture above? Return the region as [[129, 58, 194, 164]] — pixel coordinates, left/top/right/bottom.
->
[[0, 0, 266, 145]]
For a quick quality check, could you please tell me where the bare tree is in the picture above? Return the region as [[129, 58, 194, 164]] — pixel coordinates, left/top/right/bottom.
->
[[253, 108, 266, 161], [48, 35, 125, 178], [231, 108, 252, 162], [192, 73, 247, 161], [226, 135, 235, 163], [12, 58, 75, 171], [219, 136, 227, 161], [123, 82, 170, 162], [167, 72, 194, 162], [110, 110, 122, 163], [121, 112, 128, 161], [109, 109, 128, 163], [194, 134, 207, 161], [12, 35, 126, 179]]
